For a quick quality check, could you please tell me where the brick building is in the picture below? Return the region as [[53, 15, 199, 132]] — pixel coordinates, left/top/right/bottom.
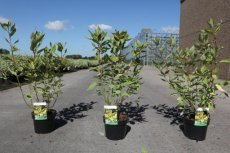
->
[[180, 0, 230, 79]]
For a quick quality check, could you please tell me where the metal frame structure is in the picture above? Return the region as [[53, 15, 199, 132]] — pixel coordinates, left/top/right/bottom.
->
[[143, 32, 179, 65], [122, 29, 179, 65]]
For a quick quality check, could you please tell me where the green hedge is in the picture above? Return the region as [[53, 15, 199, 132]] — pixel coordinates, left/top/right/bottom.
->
[[63, 59, 98, 71], [0, 56, 8, 78], [0, 54, 31, 79], [0, 54, 98, 79]]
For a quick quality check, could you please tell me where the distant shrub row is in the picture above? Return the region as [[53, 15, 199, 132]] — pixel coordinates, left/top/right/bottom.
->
[[62, 59, 98, 72], [0, 54, 98, 81], [65, 54, 96, 60]]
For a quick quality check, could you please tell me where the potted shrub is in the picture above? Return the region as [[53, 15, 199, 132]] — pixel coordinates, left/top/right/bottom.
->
[[88, 28, 147, 140], [151, 19, 228, 141], [1, 22, 66, 134]]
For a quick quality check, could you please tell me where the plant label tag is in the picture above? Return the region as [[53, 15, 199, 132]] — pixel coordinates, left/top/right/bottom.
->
[[194, 108, 208, 126], [104, 105, 118, 125], [33, 102, 48, 120]]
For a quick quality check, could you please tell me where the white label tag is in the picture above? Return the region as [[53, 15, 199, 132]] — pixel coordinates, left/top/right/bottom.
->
[[104, 105, 118, 125], [33, 102, 48, 120], [194, 107, 208, 126]]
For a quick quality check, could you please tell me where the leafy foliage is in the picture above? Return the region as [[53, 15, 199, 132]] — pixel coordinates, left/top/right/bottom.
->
[[61, 59, 98, 72], [1, 21, 99, 109], [88, 27, 147, 106], [1, 22, 65, 109], [151, 19, 228, 113], [0, 55, 9, 79], [1, 54, 98, 76], [0, 54, 30, 80]]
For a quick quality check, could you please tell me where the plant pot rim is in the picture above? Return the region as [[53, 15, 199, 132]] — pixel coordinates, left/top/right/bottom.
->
[[31, 109, 57, 119], [103, 114, 128, 125], [184, 113, 210, 125]]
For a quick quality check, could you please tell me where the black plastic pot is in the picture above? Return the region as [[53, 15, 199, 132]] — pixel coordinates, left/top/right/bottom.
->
[[183, 114, 209, 141], [103, 115, 128, 140], [32, 109, 57, 134]]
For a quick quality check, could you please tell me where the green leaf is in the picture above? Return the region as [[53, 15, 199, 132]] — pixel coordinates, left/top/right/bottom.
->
[[87, 81, 97, 91], [208, 18, 214, 27], [30, 31, 45, 51], [1, 23, 8, 31], [171, 38, 176, 46], [124, 81, 133, 86], [122, 93, 129, 97], [10, 24, 16, 37], [183, 74, 189, 81], [213, 68, 219, 74], [141, 147, 148, 153], [26, 94, 32, 99], [12, 46, 19, 52], [57, 42, 64, 51], [201, 65, 208, 73], [152, 38, 160, 46], [110, 56, 119, 62], [37, 48, 44, 54], [14, 40, 19, 44], [215, 84, 227, 95], [115, 74, 123, 79], [220, 59, 230, 63], [203, 77, 209, 84], [109, 84, 116, 89], [9, 70, 17, 76], [18, 67, 23, 72], [29, 62, 35, 69], [5, 38, 10, 44], [115, 90, 121, 95]]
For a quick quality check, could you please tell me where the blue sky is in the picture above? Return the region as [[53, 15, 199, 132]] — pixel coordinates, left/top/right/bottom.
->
[[0, 0, 180, 56]]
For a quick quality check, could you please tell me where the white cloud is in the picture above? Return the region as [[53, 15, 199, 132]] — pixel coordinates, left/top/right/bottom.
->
[[0, 16, 10, 24], [89, 24, 112, 31], [45, 20, 67, 32], [161, 26, 179, 34]]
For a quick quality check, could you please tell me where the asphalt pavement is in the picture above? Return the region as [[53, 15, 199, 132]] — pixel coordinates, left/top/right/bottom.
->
[[0, 66, 229, 153]]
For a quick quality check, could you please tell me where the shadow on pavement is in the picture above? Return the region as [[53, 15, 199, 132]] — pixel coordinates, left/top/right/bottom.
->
[[0, 78, 17, 91], [151, 104, 184, 125], [126, 125, 131, 136], [152, 104, 203, 141], [120, 102, 149, 125], [179, 124, 185, 133], [54, 101, 97, 130]]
